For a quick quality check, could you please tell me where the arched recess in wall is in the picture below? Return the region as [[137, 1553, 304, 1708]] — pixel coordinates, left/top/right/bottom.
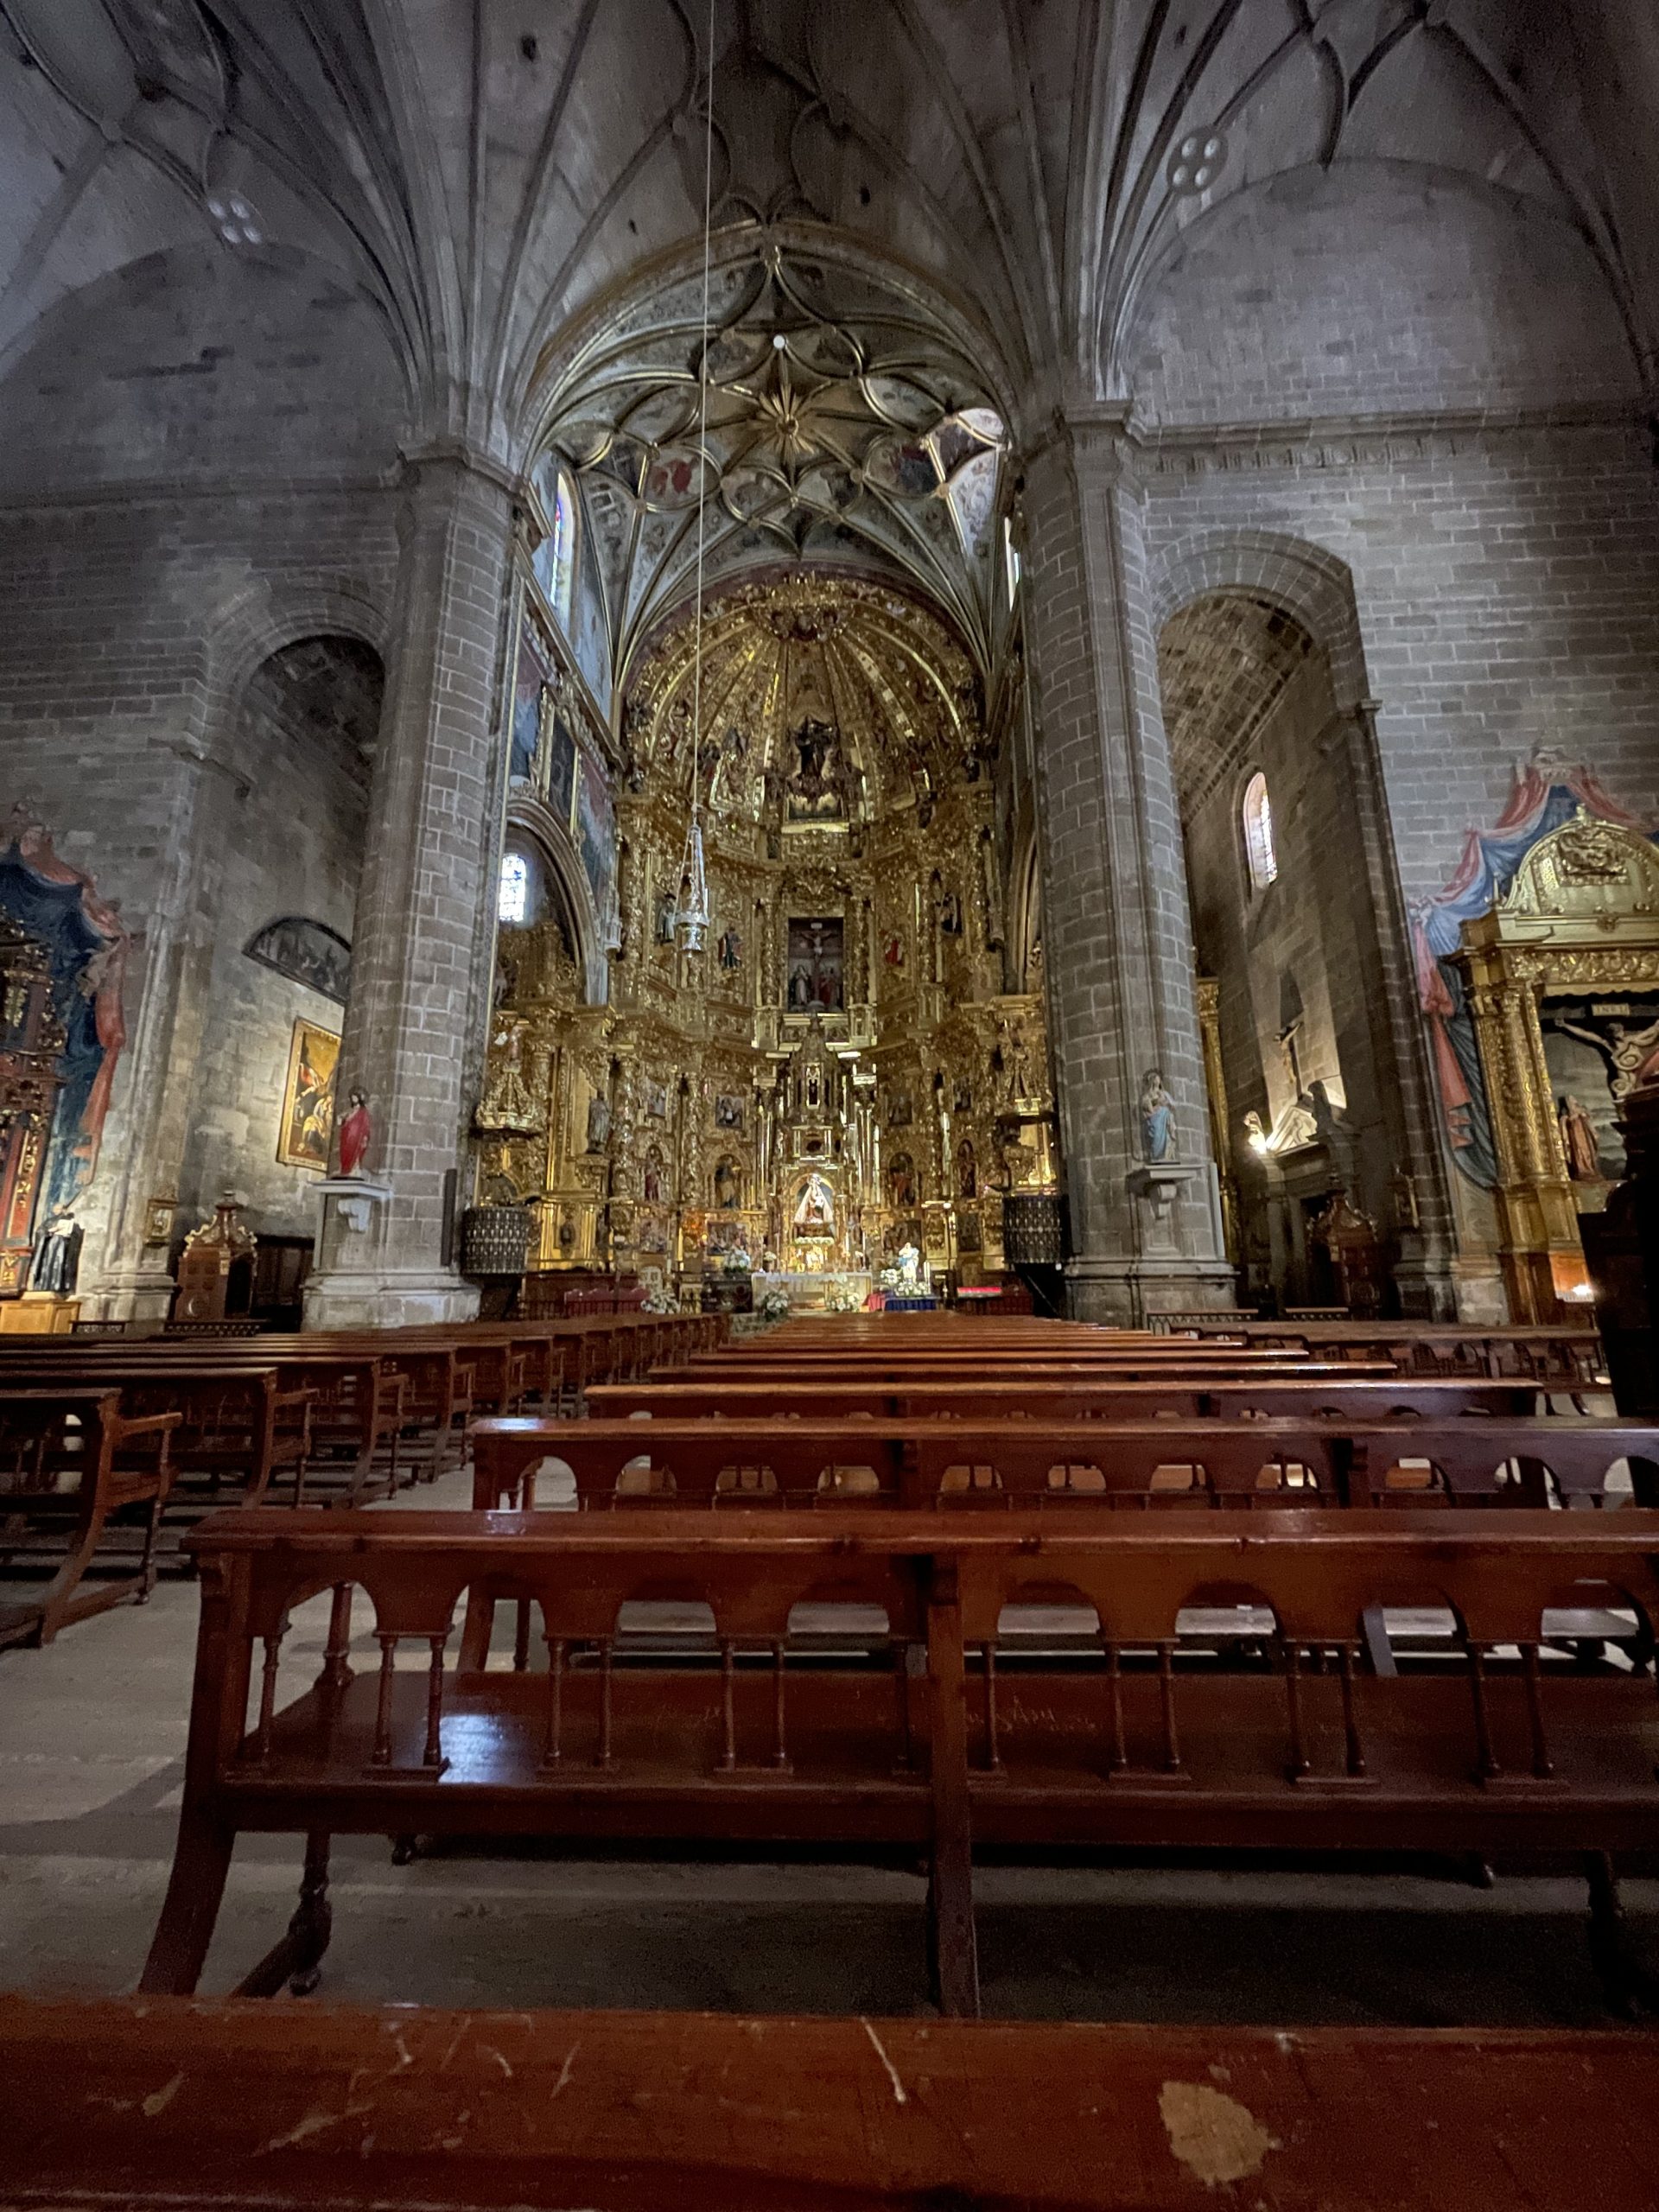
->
[[1148, 535, 1455, 1320], [172, 633, 385, 1262], [1007, 817, 1045, 995], [1116, 160, 1643, 423], [500, 799, 609, 1009]]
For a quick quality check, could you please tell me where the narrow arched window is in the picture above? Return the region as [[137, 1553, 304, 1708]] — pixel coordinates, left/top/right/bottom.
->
[[530, 455, 577, 628], [498, 851, 529, 926], [1242, 772, 1277, 892], [550, 470, 575, 626]]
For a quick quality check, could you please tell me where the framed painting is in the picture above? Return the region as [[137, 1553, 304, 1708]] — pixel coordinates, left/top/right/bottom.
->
[[510, 613, 553, 785], [575, 746, 615, 915], [785, 915, 844, 1012], [278, 1018, 340, 1171]]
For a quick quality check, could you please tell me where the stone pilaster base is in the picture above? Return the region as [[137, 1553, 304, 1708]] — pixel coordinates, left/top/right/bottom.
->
[[78, 1268, 178, 1325], [1065, 1254, 1242, 1326], [302, 1267, 480, 1330]]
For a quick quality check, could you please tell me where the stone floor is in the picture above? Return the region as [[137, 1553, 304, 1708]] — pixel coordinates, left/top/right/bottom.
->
[[1, 1468, 1655, 2024]]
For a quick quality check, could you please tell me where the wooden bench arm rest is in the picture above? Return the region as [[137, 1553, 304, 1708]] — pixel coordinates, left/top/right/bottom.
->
[[112, 1410, 184, 1440]]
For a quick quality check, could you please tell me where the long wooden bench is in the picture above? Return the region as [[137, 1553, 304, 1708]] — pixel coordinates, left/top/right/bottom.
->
[[588, 1376, 1547, 1421], [141, 1506, 1659, 2016], [473, 1414, 1659, 1515], [0, 1389, 180, 1647], [10, 1993, 1659, 2212], [1173, 1319, 1605, 1387], [0, 1360, 312, 1514]]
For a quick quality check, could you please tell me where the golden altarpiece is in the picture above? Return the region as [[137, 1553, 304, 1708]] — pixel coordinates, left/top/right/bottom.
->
[[471, 575, 1058, 1306], [1454, 809, 1659, 1321]]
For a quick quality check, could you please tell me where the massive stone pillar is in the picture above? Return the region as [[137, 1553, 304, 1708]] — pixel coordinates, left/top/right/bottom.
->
[[1020, 412, 1234, 1322], [303, 453, 513, 1326]]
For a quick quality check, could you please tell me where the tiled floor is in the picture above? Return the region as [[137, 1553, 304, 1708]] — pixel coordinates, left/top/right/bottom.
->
[[1, 1465, 1654, 2023]]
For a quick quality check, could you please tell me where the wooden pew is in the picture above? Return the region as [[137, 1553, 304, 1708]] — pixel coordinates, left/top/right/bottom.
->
[[141, 1505, 1659, 2017], [587, 1376, 1542, 1422], [0, 1360, 312, 1516], [473, 1414, 1659, 1516], [0, 1389, 180, 1647], [9, 1993, 1659, 2212], [1173, 1319, 1605, 1389]]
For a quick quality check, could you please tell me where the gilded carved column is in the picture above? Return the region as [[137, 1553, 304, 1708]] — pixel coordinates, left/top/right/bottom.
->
[[1458, 944, 1580, 1321]]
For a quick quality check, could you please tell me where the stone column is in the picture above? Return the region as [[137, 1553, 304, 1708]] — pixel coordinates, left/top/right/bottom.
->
[[1020, 411, 1234, 1322], [303, 452, 514, 1327]]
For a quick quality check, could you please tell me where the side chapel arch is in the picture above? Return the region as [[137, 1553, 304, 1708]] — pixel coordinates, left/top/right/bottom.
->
[[1149, 531, 1456, 1316]]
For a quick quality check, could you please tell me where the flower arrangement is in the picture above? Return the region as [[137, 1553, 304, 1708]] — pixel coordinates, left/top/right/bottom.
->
[[757, 1286, 791, 1323]]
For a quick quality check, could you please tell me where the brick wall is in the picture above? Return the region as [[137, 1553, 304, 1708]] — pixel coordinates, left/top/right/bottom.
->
[[175, 639, 379, 1241], [1130, 165, 1639, 429]]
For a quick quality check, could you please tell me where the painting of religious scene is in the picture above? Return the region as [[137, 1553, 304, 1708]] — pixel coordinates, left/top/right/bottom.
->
[[1541, 989, 1659, 1187], [278, 1018, 340, 1170], [715, 1092, 745, 1132], [547, 695, 577, 828], [785, 916, 844, 1014], [245, 916, 351, 1006], [575, 746, 615, 914], [510, 614, 552, 784]]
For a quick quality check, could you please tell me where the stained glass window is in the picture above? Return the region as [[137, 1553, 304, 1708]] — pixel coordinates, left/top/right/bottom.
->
[[1242, 772, 1277, 891], [498, 851, 529, 925]]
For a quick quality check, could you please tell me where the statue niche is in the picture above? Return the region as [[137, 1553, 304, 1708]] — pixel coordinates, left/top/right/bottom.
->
[[785, 717, 849, 825]]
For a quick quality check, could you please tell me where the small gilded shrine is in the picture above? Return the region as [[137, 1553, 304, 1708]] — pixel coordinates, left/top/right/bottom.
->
[[471, 572, 1058, 1305]]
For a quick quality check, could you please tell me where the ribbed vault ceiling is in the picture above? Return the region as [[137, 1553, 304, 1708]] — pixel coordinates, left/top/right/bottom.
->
[[1159, 594, 1316, 817], [0, 0, 1649, 448], [543, 243, 1008, 685]]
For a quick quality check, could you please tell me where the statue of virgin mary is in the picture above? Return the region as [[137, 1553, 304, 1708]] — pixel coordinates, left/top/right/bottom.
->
[[793, 1171, 835, 1235]]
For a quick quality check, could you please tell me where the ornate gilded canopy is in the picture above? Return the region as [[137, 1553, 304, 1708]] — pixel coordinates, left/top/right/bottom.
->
[[624, 572, 981, 827]]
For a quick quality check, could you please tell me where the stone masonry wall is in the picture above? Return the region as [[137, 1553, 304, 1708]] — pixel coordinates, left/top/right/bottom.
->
[[0, 487, 398, 1289]]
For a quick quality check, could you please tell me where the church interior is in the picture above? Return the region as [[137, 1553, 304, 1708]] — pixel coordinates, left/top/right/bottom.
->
[[3, 2, 1659, 2202]]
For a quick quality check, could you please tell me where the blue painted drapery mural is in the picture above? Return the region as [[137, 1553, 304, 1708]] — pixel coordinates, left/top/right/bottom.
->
[[1410, 764, 1656, 1187], [0, 809, 128, 1223]]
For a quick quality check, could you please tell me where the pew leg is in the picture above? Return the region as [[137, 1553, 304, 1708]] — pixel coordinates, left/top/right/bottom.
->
[[1585, 1852, 1659, 2021], [458, 1591, 495, 1672], [136, 1484, 167, 1603], [138, 1813, 236, 1995], [233, 1831, 334, 1999], [925, 1840, 979, 2019], [925, 1574, 980, 2019]]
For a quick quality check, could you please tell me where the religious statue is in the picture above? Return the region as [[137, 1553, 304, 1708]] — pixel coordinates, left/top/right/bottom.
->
[[956, 1137, 976, 1201], [887, 1154, 916, 1209], [1007, 1020, 1034, 1100], [715, 1155, 741, 1210], [1139, 1069, 1175, 1164], [786, 716, 846, 821], [338, 1090, 372, 1178], [717, 926, 742, 972], [1558, 1094, 1602, 1181], [585, 1094, 611, 1153], [643, 1154, 664, 1204], [896, 1242, 921, 1287], [794, 1169, 835, 1233], [883, 931, 905, 969], [30, 1211, 82, 1294], [656, 890, 677, 945]]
